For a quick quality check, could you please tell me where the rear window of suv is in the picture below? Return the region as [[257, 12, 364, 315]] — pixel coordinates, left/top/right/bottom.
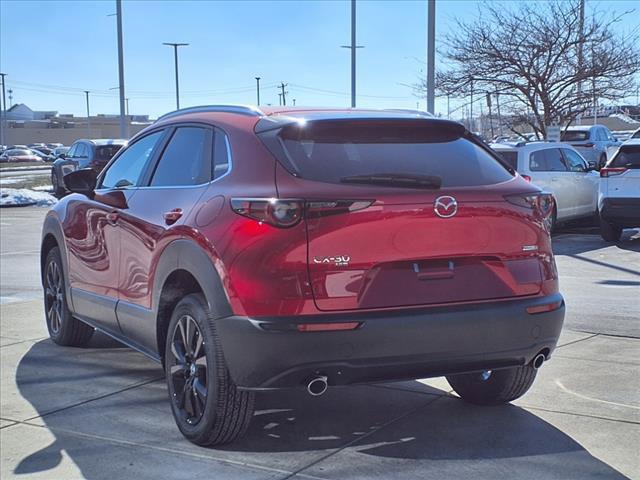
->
[[272, 120, 514, 187], [561, 131, 589, 141], [96, 145, 124, 162], [610, 145, 640, 168]]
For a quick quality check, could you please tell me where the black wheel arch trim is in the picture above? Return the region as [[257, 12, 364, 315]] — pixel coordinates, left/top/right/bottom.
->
[[41, 213, 74, 312]]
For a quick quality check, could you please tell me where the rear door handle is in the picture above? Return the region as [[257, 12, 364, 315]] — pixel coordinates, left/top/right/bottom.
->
[[164, 208, 183, 225], [106, 212, 118, 225]]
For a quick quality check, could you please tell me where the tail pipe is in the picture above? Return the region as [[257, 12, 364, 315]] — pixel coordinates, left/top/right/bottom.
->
[[307, 375, 328, 396], [531, 353, 546, 370]]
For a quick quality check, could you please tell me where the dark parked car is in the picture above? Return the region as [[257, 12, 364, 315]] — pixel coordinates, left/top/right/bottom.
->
[[41, 105, 564, 446], [51, 139, 126, 196]]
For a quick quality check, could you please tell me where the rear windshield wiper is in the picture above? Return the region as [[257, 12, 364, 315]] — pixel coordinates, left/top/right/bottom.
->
[[340, 173, 442, 189]]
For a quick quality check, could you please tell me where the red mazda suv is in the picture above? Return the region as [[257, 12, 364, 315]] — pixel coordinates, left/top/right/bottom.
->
[[41, 106, 564, 445]]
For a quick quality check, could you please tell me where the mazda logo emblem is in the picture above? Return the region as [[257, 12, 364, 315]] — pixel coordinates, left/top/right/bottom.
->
[[434, 196, 458, 218]]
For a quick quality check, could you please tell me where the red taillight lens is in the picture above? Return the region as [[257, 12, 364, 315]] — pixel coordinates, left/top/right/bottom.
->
[[230, 198, 303, 227], [600, 167, 627, 177], [504, 193, 554, 219], [526, 300, 563, 314], [231, 198, 374, 226], [521, 174, 532, 182], [297, 322, 360, 332]]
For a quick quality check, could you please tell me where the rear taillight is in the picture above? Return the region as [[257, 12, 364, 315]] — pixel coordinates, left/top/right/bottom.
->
[[231, 198, 374, 227], [600, 167, 627, 177], [504, 193, 554, 219], [230, 198, 303, 227], [521, 174, 532, 182]]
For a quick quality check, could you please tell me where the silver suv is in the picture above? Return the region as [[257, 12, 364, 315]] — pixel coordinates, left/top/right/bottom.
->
[[561, 125, 621, 169]]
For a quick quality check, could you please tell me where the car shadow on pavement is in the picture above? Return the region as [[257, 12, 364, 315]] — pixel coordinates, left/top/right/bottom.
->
[[14, 336, 628, 479]]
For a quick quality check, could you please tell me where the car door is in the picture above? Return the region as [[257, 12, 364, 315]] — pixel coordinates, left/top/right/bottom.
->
[[66, 130, 166, 334], [529, 148, 573, 219], [561, 148, 597, 216], [115, 124, 228, 353]]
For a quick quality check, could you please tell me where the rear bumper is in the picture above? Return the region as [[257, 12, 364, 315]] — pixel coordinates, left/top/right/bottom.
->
[[600, 198, 640, 227], [216, 294, 565, 390]]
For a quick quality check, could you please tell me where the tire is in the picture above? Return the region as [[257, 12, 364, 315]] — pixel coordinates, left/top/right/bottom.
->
[[51, 170, 65, 197], [446, 365, 537, 406], [43, 247, 94, 346], [600, 217, 622, 242], [165, 293, 255, 446]]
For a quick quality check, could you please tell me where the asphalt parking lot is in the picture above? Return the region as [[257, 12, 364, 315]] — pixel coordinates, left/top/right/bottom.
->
[[1, 207, 638, 479]]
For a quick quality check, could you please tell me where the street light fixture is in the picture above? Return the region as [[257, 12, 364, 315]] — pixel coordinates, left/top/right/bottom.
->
[[163, 42, 189, 110]]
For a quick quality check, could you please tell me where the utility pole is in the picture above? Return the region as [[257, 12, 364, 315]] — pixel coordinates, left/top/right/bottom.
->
[[293, 99, 296, 106], [279, 82, 288, 106], [576, 0, 585, 125], [7, 89, 13, 108], [496, 88, 502, 135], [163, 42, 189, 110], [84, 91, 91, 136], [126, 98, 130, 116], [341, 0, 364, 108], [278, 93, 282, 106], [486, 92, 494, 138], [116, 0, 127, 138], [426, 0, 436, 114], [255, 77, 261, 105], [0, 73, 6, 147], [469, 79, 474, 132], [447, 93, 450, 119]]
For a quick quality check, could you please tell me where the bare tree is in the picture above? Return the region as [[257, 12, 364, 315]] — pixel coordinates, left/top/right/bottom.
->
[[421, 0, 640, 138]]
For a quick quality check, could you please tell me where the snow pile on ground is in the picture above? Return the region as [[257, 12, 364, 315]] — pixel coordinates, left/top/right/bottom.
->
[[0, 188, 57, 207]]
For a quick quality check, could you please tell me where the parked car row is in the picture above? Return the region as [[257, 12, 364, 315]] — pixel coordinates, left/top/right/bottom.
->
[[0, 142, 68, 163], [490, 132, 639, 241]]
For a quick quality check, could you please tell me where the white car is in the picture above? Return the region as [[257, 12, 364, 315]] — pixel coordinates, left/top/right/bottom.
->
[[491, 142, 599, 230], [598, 139, 640, 241]]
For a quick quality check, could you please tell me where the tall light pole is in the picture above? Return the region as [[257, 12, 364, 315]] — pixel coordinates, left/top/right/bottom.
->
[[116, 0, 127, 138], [163, 42, 189, 110], [426, 0, 436, 114], [255, 77, 261, 105], [84, 90, 91, 136], [126, 97, 130, 116], [0, 73, 6, 147], [341, 0, 364, 108]]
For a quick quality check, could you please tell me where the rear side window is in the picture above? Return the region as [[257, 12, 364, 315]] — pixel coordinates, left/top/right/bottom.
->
[[151, 127, 211, 187], [212, 129, 231, 180], [273, 120, 513, 187], [96, 145, 124, 162], [101, 131, 163, 189], [495, 150, 518, 170], [610, 145, 640, 168], [561, 131, 588, 141], [530, 149, 568, 172]]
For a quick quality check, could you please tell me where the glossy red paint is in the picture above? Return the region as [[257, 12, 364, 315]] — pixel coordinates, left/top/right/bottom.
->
[[51, 106, 560, 332]]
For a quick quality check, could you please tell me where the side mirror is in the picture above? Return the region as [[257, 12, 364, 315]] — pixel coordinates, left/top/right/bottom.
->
[[58, 153, 66, 159], [64, 168, 97, 197], [587, 160, 598, 171]]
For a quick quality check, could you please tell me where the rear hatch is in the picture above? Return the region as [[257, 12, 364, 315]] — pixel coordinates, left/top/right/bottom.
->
[[261, 116, 548, 311], [602, 143, 640, 199]]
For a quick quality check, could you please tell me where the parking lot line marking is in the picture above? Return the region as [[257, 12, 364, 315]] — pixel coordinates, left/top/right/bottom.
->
[[568, 253, 640, 277], [0, 249, 40, 256], [555, 379, 640, 410]]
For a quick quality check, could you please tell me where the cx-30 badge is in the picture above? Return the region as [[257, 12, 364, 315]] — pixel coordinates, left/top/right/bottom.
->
[[434, 196, 458, 218], [313, 255, 351, 267]]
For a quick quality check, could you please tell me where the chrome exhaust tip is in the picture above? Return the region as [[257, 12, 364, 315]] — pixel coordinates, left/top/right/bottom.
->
[[307, 376, 328, 396], [532, 353, 546, 370]]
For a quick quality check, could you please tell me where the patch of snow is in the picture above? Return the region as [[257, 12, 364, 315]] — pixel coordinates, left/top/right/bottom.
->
[[0, 178, 21, 185], [0, 188, 57, 207], [32, 185, 53, 192], [610, 113, 640, 125]]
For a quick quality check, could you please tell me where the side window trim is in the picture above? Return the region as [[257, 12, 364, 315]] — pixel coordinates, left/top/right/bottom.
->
[[212, 127, 233, 181]]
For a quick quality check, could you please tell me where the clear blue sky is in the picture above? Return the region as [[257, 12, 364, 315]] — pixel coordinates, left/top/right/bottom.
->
[[1, 0, 638, 119]]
